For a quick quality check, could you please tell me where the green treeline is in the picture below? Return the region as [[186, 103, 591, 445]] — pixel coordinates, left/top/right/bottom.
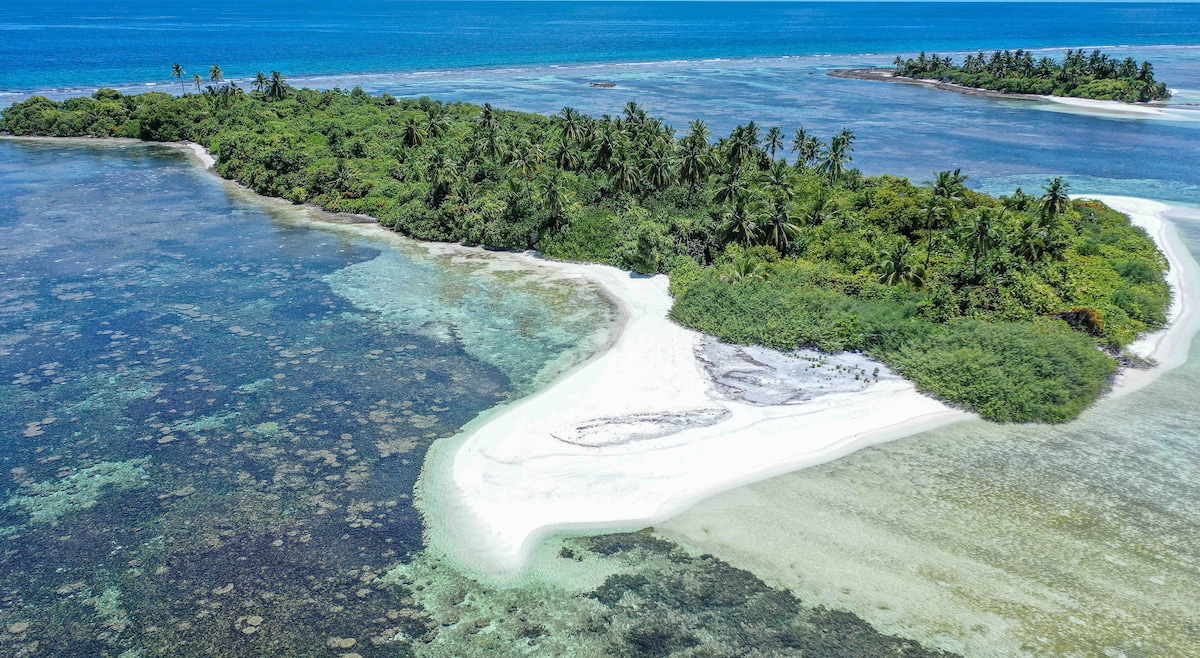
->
[[0, 80, 1171, 421], [893, 49, 1170, 102]]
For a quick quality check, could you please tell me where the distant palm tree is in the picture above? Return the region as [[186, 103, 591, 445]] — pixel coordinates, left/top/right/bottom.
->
[[923, 168, 968, 268], [869, 240, 925, 288], [558, 107, 584, 143], [763, 199, 801, 252], [538, 171, 572, 228], [712, 169, 747, 206], [426, 109, 451, 139], [763, 159, 795, 201], [401, 120, 426, 148], [266, 71, 288, 101], [171, 63, 186, 95], [819, 129, 855, 183], [641, 151, 674, 191], [789, 127, 809, 166], [608, 149, 639, 193], [958, 207, 1004, 276], [804, 188, 837, 226], [678, 142, 711, 195], [209, 65, 224, 85], [720, 255, 769, 282], [192, 74, 203, 93], [1039, 176, 1070, 223], [686, 119, 711, 146], [765, 126, 785, 159], [253, 71, 269, 94], [1015, 215, 1050, 263], [722, 194, 765, 247]]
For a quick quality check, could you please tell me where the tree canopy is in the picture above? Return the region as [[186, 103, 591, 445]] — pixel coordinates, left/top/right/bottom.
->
[[893, 49, 1170, 103]]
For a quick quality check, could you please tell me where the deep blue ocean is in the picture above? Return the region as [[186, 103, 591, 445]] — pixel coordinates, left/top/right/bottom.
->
[[5, 1, 1200, 93]]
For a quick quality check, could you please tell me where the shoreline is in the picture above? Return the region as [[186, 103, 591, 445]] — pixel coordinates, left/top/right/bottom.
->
[[1082, 195, 1200, 395]]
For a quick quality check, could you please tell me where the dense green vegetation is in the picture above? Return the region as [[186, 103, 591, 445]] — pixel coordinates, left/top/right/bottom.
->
[[893, 49, 1170, 102], [0, 75, 1171, 421]]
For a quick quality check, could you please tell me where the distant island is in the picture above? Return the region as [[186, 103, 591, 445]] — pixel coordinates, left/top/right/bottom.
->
[[0, 73, 1172, 422], [835, 49, 1170, 104]]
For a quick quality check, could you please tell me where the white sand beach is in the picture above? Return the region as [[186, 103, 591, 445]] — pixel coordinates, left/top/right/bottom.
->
[[1035, 96, 1200, 122], [416, 255, 969, 577]]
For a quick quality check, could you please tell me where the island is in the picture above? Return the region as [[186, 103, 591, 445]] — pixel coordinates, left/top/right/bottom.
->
[[834, 49, 1171, 104], [1, 74, 1172, 426]]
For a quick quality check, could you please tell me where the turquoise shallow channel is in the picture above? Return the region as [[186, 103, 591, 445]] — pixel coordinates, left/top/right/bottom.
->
[[0, 138, 617, 655]]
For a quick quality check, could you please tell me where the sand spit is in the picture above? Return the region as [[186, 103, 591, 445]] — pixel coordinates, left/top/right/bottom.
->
[[417, 257, 969, 577]]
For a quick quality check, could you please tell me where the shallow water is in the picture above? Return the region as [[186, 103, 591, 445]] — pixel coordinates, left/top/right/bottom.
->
[[0, 138, 613, 655]]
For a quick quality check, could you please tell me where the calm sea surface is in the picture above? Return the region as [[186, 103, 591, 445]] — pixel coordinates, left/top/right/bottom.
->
[[3, 2, 1200, 656]]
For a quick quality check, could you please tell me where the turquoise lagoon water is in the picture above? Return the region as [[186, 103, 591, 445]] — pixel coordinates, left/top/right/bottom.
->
[[0, 139, 616, 655]]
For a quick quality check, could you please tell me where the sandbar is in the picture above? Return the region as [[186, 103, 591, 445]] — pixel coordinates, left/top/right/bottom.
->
[[416, 255, 970, 577]]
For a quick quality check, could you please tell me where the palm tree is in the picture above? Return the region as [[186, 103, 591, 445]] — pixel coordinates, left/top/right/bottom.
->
[[928, 168, 969, 205], [923, 169, 968, 268], [609, 151, 640, 193], [799, 135, 823, 168], [765, 126, 785, 159], [869, 240, 925, 288], [172, 63, 186, 95], [712, 168, 747, 206], [819, 129, 855, 183], [763, 199, 801, 253], [1014, 215, 1050, 263], [790, 127, 810, 166], [426, 109, 451, 139], [401, 120, 426, 148], [538, 171, 572, 228], [763, 159, 795, 201], [721, 255, 769, 282], [678, 141, 711, 195], [551, 139, 581, 171], [686, 119, 711, 147], [192, 74, 203, 93], [478, 103, 499, 134], [722, 194, 764, 247], [1039, 176, 1070, 224], [253, 71, 269, 94], [642, 151, 674, 192], [209, 64, 224, 85], [266, 71, 288, 101], [804, 188, 837, 226], [558, 107, 584, 143], [958, 207, 1004, 276]]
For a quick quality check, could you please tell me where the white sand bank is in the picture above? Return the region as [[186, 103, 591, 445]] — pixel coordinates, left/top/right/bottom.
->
[[418, 257, 969, 577], [1036, 96, 1200, 122]]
